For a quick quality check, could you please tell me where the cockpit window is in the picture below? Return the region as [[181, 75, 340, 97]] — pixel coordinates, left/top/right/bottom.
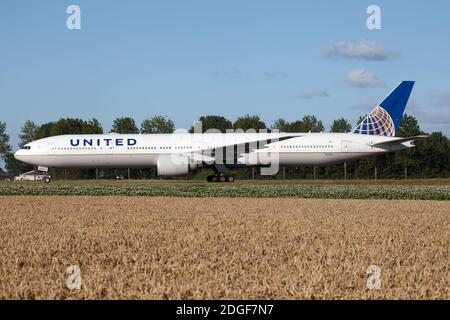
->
[[23, 146, 31, 150]]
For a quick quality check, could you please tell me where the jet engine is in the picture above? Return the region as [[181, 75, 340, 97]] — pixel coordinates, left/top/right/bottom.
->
[[157, 154, 194, 176]]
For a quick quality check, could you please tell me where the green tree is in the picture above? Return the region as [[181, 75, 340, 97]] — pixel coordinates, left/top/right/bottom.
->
[[288, 115, 324, 132], [0, 121, 12, 161], [84, 118, 103, 134], [300, 115, 324, 132], [34, 118, 103, 139], [393, 114, 423, 178], [189, 115, 233, 133], [272, 119, 291, 132], [233, 115, 266, 131], [35, 122, 56, 139], [414, 132, 450, 177], [396, 114, 422, 137], [19, 120, 38, 148], [52, 118, 84, 135], [50, 118, 103, 136], [330, 118, 352, 133], [142, 116, 175, 134], [111, 117, 139, 134], [4, 153, 31, 176], [0, 121, 30, 175]]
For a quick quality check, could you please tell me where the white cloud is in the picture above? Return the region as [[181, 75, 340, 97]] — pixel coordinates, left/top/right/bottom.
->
[[346, 69, 382, 88], [295, 89, 330, 99], [324, 40, 399, 61]]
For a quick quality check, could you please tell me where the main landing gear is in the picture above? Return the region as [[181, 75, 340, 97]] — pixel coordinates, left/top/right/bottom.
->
[[206, 163, 235, 183], [206, 174, 234, 183]]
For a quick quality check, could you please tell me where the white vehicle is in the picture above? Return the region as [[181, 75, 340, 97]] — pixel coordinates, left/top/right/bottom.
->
[[14, 170, 51, 183], [14, 81, 426, 182]]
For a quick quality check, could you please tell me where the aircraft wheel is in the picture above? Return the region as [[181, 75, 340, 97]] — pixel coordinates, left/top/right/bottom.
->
[[218, 175, 226, 183], [44, 176, 51, 183], [211, 175, 218, 182], [226, 176, 234, 183], [206, 175, 213, 182]]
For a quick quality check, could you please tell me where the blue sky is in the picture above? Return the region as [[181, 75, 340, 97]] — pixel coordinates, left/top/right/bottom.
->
[[1, 0, 450, 154]]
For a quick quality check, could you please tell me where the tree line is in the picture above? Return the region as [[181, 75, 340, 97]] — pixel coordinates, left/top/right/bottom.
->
[[0, 114, 449, 180]]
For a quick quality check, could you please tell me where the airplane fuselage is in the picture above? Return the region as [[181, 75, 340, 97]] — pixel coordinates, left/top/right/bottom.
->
[[14, 132, 411, 170]]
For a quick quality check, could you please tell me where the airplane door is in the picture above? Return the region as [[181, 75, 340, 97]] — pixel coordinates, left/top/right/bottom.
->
[[47, 143, 56, 155], [341, 140, 352, 153]]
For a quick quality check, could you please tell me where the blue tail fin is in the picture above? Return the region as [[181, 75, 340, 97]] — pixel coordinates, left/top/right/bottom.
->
[[354, 81, 415, 136]]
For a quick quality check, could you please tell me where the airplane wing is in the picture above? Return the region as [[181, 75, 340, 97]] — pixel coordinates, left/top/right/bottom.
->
[[191, 134, 302, 163], [194, 134, 301, 154], [371, 135, 429, 147]]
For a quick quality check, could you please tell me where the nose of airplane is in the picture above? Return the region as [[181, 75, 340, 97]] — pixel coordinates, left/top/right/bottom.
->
[[14, 149, 25, 161]]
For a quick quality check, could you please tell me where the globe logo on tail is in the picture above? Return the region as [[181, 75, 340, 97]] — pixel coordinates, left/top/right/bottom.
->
[[354, 106, 395, 137]]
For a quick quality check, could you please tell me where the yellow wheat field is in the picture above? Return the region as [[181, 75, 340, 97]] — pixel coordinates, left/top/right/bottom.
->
[[0, 196, 449, 299]]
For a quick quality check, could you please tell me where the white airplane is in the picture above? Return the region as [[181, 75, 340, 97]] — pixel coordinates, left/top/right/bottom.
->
[[15, 81, 426, 182]]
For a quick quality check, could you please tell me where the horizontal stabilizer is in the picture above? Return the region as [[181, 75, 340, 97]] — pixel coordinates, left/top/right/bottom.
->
[[371, 135, 428, 147]]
